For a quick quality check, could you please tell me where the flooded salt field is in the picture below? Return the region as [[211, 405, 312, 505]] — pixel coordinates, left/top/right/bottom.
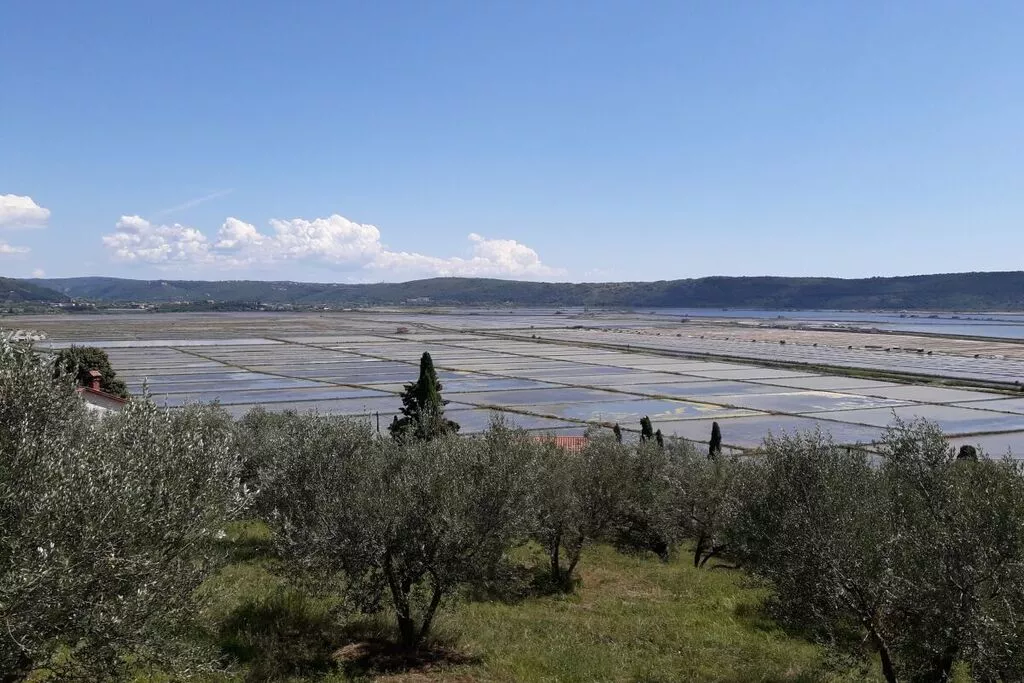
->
[[15, 309, 1024, 454]]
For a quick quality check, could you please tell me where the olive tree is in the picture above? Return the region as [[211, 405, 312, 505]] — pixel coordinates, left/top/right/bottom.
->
[[235, 407, 371, 506], [532, 438, 587, 587], [0, 340, 247, 680], [613, 439, 680, 560], [879, 419, 1024, 682], [532, 435, 639, 587], [664, 441, 752, 568], [732, 429, 899, 680], [266, 418, 537, 649], [734, 421, 1024, 683]]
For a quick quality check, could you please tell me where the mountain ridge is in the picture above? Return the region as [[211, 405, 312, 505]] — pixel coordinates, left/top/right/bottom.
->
[[1, 277, 70, 303], [19, 271, 1024, 311]]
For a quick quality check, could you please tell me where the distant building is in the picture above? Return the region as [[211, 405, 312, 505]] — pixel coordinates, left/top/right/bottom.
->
[[76, 370, 127, 414]]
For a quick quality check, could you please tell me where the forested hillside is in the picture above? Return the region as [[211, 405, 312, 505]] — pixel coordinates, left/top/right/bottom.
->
[[21, 271, 1024, 310], [0, 277, 69, 303]]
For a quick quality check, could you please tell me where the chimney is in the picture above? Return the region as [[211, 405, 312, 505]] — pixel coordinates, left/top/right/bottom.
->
[[87, 369, 102, 392]]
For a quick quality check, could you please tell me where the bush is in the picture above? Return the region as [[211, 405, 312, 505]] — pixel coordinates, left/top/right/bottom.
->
[[264, 417, 537, 649], [733, 422, 1024, 683], [0, 339, 247, 679], [612, 439, 681, 560], [662, 441, 752, 568]]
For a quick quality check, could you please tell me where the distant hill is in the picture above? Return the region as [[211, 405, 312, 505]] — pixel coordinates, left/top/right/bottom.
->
[[0, 277, 68, 303], [21, 271, 1024, 311]]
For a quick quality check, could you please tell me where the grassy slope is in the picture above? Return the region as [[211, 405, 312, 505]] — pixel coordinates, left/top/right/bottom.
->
[[442, 545, 863, 683], [188, 523, 876, 683]]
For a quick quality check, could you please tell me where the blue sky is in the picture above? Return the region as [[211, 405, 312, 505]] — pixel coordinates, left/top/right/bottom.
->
[[2, 1, 1022, 283]]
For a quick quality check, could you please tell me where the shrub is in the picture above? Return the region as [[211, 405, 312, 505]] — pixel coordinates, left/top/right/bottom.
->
[[265, 418, 537, 649], [0, 339, 247, 679], [612, 439, 680, 560], [663, 442, 752, 568], [733, 421, 1024, 683]]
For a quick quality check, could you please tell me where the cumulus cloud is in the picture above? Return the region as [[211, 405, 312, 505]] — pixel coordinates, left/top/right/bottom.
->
[[102, 215, 211, 264], [102, 212, 563, 280], [31, 268, 46, 277], [0, 242, 30, 255], [0, 194, 50, 228]]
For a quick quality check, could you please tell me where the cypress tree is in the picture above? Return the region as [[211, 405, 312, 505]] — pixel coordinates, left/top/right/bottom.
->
[[655, 429, 664, 449], [639, 416, 654, 443], [389, 352, 460, 441], [709, 421, 722, 458], [613, 423, 623, 443], [956, 444, 979, 462]]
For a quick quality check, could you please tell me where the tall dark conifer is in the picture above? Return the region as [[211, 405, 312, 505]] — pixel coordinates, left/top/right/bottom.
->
[[639, 416, 654, 443], [709, 421, 722, 458], [389, 352, 460, 441]]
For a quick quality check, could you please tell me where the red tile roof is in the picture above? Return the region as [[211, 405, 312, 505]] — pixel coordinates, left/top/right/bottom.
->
[[534, 435, 588, 452]]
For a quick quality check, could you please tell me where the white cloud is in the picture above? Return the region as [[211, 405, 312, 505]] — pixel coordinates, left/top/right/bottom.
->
[[214, 217, 264, 250], [0, 242, 30, 255], [102, 212, 563, 280], [102, 215, 211, 264], [0, 194, 50, 228], [31, 268, 46, 278]]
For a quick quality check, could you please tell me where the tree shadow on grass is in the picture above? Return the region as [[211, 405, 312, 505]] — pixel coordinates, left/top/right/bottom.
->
[[218, 591, 480, 682], [463, 559, 578, 605], [732, 600, 872, 681], [733, 600, 785, 635], [218, 589, 339, 681], [332, 620, 480, 680]]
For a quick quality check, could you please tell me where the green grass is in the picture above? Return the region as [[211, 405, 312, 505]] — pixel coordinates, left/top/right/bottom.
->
[[180, 523, 877, 682], [438, 545, 867, 683]]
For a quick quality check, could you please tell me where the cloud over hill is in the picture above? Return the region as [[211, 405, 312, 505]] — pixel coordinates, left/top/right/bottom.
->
[[102, 213, 563, 280]]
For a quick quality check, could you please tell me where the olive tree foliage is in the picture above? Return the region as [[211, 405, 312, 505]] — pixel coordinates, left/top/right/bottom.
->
[[878, 419, 1024, 683], [0, 340, 247, 681], [732, 429, 900, 680], [264, 417, 538, 649], [234, 407, 369, 507], [532, 434, 638, 587], [733, 421, 1024, 683], [612, 439, 681, 560], [662, 440, 753, 568]]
